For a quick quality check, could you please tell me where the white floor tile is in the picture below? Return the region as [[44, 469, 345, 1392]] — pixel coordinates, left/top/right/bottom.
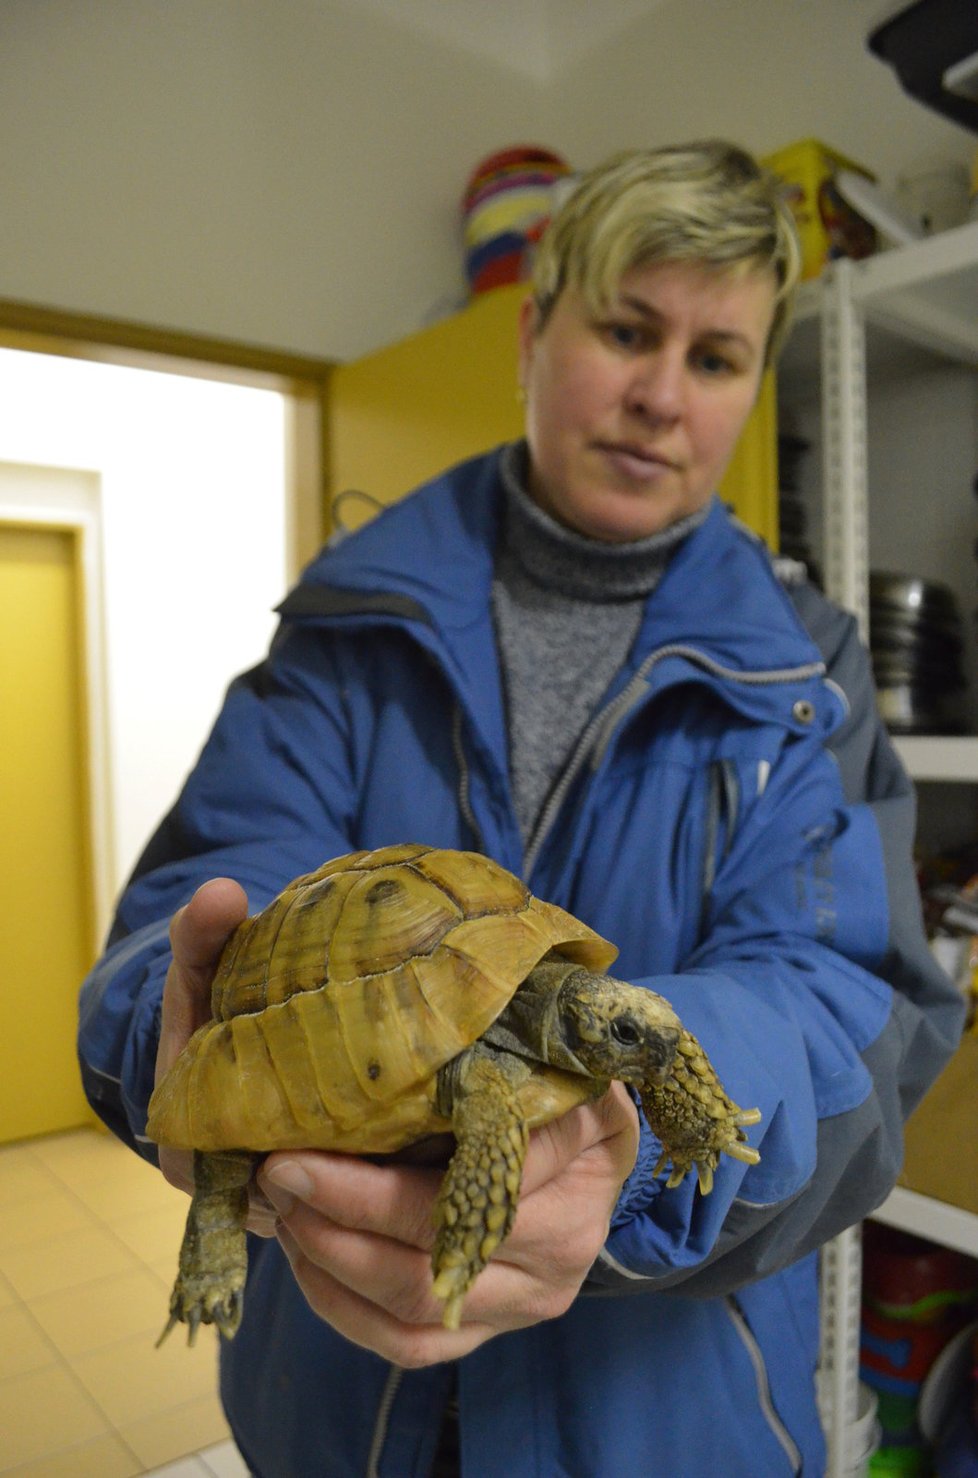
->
[[198, 1440, 251, 1477], [141, 1459, 211, 1478]]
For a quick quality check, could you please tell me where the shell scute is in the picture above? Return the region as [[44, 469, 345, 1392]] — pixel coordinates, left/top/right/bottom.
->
[[326, 864, 462, 981], [410, 847, 528, 915], [210, 873, 342, 1019]]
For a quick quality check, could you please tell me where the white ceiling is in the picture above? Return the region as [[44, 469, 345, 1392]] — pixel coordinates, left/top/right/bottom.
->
[[352, 0, 674, 80]]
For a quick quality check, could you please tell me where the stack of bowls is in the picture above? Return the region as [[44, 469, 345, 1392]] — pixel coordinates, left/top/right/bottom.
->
[[462, 146, 572, 296], [870, 571, 966, 734]]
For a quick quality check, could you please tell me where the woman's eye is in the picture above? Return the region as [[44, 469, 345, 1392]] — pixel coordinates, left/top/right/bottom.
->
[[697, 355, 730, 377], [604, 322, 645, 350], [695, 348, 738, 377]]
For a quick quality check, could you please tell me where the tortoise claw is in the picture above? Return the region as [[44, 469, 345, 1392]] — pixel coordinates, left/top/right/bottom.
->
[[431, 1261, 472, 1333], [155, 1310, 180, 1349], [156, 1275, 244, 1346]]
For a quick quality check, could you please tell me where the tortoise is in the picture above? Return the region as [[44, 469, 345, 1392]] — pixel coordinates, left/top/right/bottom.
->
[[146, 843, 761, 1341]]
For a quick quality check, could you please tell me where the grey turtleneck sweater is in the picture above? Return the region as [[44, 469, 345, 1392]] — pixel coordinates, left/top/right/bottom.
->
[[491, 443, 709, 845]]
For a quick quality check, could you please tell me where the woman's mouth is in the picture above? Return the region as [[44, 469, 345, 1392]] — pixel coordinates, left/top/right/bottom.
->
[[597, 442, 678, 481]]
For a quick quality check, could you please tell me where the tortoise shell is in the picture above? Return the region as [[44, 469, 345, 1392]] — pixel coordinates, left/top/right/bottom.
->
[[146, 843, 618, 1155]]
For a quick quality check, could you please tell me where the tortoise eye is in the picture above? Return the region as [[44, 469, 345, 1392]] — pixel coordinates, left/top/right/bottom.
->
[[611, 1017, 641, 1046]]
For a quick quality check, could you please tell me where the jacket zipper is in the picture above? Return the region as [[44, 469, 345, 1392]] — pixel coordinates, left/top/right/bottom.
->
[[725, 1295, 803, 1474], [451, 704, 485, 852], [366, 1365, 404, 1478], [523, 643, 826, 877]]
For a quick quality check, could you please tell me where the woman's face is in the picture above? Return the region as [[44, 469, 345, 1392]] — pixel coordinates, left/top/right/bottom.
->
[[518, 258, 777, 543]]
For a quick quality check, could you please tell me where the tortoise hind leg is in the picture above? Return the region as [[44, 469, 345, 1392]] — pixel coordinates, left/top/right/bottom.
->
[[431, 1048, 530, 1331], [158, 1149, 254, 1345]]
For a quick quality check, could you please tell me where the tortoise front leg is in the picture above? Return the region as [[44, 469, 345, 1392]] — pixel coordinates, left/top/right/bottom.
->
[[639, 1029, 761, 1196], [158, 1148, 255, 1345], [431, 1048, 529, 1331]]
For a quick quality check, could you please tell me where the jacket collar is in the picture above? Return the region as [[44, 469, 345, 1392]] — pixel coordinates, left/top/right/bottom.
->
[[282, 447, 832, 731], [635, 496, 824, 673]]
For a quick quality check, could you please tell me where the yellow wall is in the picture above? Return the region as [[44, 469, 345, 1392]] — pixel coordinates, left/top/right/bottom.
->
[[328, 284, 778, 546], [328, 285, 526, 533], [0, 524, 95, 1142], [720, 368, 778, 548]]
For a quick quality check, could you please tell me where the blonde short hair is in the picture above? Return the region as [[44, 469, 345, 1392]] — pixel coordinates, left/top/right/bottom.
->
[[531, 141, 802, 364]]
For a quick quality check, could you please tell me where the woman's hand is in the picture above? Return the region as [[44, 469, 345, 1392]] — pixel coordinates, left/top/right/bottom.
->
[[154, 879, 279, 1237], [258, 1082, 640, 1367]]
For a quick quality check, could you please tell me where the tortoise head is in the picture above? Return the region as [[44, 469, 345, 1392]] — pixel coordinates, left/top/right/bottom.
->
[[557, 972, 681, 1083]]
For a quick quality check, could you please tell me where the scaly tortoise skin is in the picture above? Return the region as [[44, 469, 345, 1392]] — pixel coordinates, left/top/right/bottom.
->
[[146, 843, 761, 1341]]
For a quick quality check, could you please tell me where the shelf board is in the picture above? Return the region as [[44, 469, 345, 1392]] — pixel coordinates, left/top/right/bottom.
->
[[852, 220, 978, 303], [849, 222, 978, 367], [780, 226, 978, 389], [892, 735, 978, 782], [871, 1186, 978, 1259]]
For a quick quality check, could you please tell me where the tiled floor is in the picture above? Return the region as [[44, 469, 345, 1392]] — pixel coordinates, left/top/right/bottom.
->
[[0, 1125, 250, 1476]]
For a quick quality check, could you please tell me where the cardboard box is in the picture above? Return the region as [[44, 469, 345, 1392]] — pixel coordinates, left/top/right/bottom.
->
[[762, 138, 878, 280], [898, 1032, 978, 1217]]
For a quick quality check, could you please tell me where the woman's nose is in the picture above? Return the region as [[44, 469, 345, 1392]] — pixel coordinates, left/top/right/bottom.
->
[[625, 353, 684, 422]]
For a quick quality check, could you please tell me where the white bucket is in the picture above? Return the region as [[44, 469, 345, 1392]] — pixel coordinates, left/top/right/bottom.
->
[[846, 1383, 882, 1477]]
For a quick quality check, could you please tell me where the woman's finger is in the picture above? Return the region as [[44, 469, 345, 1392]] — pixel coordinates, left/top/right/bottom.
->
[[274, 1223, 493, 1366], [260, 1151, 443, 1251], [157, 878, 249, 1082], [168, 876, 249, 984], [517, 1084, 640, 1199]]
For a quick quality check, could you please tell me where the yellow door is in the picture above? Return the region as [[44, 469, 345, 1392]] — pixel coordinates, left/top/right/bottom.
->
[[0, 523, 95, 1142]]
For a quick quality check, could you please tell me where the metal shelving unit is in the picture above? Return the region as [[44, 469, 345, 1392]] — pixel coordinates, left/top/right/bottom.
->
[[791, 222, 978, 1477]]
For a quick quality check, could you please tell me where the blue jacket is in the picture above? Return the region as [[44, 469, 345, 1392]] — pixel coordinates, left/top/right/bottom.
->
[[79, 448, 964, 1477]]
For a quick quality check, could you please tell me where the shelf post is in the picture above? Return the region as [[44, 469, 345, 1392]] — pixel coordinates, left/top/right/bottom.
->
[[819, 1224, 864, 1476], [818, 262, 874, 1478], [820, 261, 869, 638]]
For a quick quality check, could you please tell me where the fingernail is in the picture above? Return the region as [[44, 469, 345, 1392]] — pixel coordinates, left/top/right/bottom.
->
[[262, 1160, 313, 1216]]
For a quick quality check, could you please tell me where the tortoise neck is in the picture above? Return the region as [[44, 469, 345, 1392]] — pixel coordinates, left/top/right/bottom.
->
[[482, 954, 597, 1075]]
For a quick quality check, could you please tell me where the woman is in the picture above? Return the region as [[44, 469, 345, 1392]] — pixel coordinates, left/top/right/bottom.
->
[[80, 142, 963, 1477]]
